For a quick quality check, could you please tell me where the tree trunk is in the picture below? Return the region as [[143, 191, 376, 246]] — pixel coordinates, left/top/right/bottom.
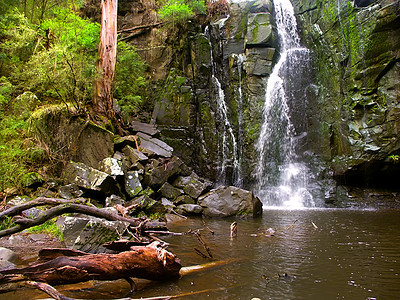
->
[[0, 242, 181, 285], [93, 0, 119, 128]]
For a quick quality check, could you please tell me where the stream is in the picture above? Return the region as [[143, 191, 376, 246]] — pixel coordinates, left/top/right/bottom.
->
[[5, 206, 400, 299]]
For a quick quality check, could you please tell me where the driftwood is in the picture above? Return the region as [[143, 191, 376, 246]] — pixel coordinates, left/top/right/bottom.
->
[[0, 197, 167, 238], [0, 242, 181, 285]]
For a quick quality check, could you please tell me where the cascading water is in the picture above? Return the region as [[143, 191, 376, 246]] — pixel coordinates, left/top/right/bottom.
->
[[233, 53, 245, 187], [205, 26, 240, 186], [255, 0, 315, 208]]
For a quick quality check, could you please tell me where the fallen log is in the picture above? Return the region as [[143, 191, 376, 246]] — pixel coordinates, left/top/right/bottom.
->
[[0, 242, 181, 285], [0, 197, 167, 238]]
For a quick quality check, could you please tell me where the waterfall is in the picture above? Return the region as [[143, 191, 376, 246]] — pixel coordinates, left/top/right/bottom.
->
[[255, 0, 315, 208], [205, 27, 239, 186], [233, 53, 245, 187]]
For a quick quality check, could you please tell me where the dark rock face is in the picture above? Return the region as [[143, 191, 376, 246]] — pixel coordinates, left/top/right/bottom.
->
[[293, 0, 400, 189]]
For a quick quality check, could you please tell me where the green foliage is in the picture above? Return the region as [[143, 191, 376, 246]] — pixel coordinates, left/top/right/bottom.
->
[[388, 155, 399, 164], [0, 4, 147, 193], [0, 216, 14, 231], [114, 42, 147, 122], [27, 218, 64, 240], [158, 0, 206, 24]]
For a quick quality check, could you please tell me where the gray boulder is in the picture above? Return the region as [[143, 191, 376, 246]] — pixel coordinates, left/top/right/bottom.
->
[[173, 172, 212, 199], [176, 204, 203, 215], [72, 218, 129, 253], [62, 211, 129, 254], [198, 186, 263, 217], [64, 161, 119, 195]]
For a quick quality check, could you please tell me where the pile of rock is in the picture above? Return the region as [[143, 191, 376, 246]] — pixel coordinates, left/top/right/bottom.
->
[[60, 121, 262, 219]]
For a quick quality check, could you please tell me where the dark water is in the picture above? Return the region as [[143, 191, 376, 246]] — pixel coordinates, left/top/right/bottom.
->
[[3, 208, 400, 299]]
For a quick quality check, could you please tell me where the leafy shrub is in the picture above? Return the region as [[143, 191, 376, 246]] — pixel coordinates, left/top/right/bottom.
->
[[158, 0, 206, 24], [114, 42, 147, 122]]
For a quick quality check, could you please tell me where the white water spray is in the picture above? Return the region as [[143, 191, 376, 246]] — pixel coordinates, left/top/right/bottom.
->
[[255, 0, 314, 208]]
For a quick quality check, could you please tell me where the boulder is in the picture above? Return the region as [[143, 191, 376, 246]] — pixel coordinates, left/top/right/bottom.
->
[[124, 171, 143, 198], [71, 217, 129, 253], [198, 186, 263, 217], [158, 182, 183, 200], [176, 204, 203, 215], [62, 217, 90, 248], [172, 172, 212, 199], [64, 161, 119, 196], [137, 132, 173, 158], [73, 122, 114, 169]]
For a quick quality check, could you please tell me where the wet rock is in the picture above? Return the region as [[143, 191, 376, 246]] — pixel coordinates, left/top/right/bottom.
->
[[124, 171, 143, 198], [137, 132, 173, 158], [245, 48, 275, 76], [98, 157, 126, 177], [172, 172, 212, 199], [130, 121, 159, 136], [64, 161, 119, 196], [198, 186, 263, 217], [176, 204, 203, 215], [158, 182, 183, 201], [59, 184, 84, 199]]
